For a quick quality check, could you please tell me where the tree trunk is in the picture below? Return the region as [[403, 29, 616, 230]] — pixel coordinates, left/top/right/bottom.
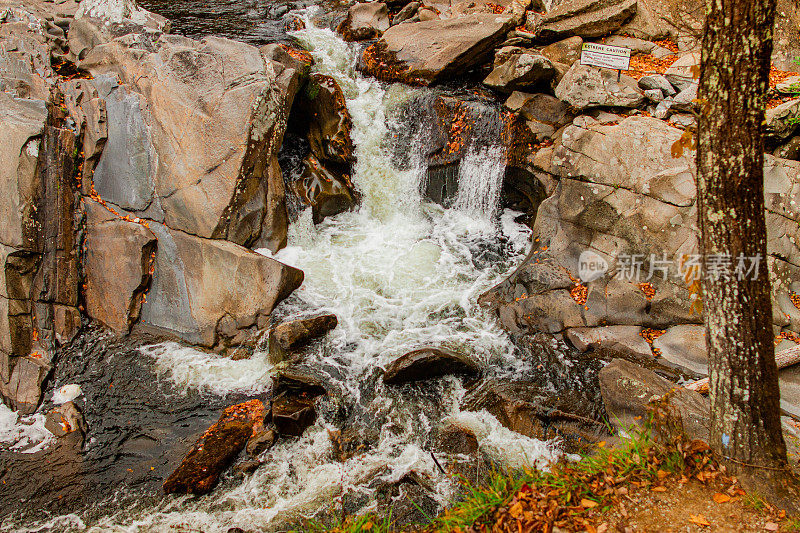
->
[[697, 0, 796, 503]]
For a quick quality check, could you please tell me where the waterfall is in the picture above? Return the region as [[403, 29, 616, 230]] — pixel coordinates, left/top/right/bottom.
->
[[17, 9, 560, 533]]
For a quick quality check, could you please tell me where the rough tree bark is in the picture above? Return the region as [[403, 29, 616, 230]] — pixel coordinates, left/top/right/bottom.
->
[[697, 0, 797, 507]]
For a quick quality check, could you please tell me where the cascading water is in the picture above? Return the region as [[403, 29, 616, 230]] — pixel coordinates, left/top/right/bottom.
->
[[8, 10, 567, 533]]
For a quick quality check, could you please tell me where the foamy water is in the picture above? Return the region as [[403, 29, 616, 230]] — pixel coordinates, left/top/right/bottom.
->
[[12, 10, 563, 532]]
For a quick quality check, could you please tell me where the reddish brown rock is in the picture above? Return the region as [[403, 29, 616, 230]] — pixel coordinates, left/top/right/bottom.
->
[[163, 399, 265, 495], [300, 74, 355, 165], [293, 155, 358, 225], [272, 392, 317, 437]]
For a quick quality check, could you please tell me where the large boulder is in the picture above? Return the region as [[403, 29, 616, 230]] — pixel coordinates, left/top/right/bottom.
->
[[482, 116, 800, 388], [292, 154, 358, 224], [359, 14, 512, 85], [554, 63, 645, 110], [139, 223, 303, 350], [296, 74, 355, 165], [78, 32, 297, 251], [537, 0, 638, 41], [337, 1, 390, 42], [83, 200, 157, 334], [163, 399, 265, 495]]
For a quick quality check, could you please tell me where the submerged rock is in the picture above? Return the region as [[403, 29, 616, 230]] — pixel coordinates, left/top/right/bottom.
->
[[272, 392, 317, 437], [246, 427, 277, 457], [268, 313, 338, 364], [383, 347, 481, 384], [163, 399, 266, 495]]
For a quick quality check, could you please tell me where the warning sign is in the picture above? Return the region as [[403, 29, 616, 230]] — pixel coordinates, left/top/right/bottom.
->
[[580, 43, 631, 71]]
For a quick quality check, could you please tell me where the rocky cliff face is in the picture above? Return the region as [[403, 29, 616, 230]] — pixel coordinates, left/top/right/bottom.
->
[[0, 0, 309, 412]]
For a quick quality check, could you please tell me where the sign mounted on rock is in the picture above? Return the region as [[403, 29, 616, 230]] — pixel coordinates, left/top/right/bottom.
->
[[580, 43, 631, 71]]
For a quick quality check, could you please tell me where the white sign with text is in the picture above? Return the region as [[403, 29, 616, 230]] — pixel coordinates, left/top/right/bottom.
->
[[580, 43, 631, 71]]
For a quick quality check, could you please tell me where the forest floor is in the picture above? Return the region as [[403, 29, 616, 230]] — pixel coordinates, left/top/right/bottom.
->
[[308, 411, 800, 533]]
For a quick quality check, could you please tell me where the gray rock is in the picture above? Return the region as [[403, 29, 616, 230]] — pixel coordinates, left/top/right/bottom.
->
[[83, 200, 157, 333], [565, 326, 653, 360], [663, 53, 699, 92], [394, 1, 421, 24], [483, 52, 556, 92], [599, 359, 710, 442], [638, 74, 677, 97], [554, 63, 645, 110], [767, 98, 800, 141], [139, 223, 303, 349], [652, 324, 708, 376], [538, 0, 637, 41], [644, 88, 664, 103]]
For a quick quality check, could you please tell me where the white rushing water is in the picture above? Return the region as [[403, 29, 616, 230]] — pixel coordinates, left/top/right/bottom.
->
[[15, 10, 563, 532]]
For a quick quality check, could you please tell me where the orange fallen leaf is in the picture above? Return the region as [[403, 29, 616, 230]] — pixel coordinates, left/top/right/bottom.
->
[[581, 498, 599, 508], [765, 523, 779, 532], [689, 514, 711, 527], [713, 493, 731, 503], [651, 486, 667, 492], [657, 469, 669, 480]]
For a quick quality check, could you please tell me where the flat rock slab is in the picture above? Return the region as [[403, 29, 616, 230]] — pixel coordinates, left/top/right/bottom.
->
[[383, 347, 480, 384], [163, 399, 265, 495], [268, 313, 338, 363], [360, 13, 511, 85]]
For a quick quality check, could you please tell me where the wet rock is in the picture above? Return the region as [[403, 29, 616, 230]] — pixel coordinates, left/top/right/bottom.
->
[[554, 63, 645, 110], [163, 399, 266, 495], [337, 1, 390, 41], [774, 135, 800, 161], [139, 223, 303, 350], [599, 359, 710, 442], [268, 313, 338, 364], [359, 14, 512, 85], [274, 365, 330, 397], [504, 91, 572, 132], [538, 0, 637, 41], [83, 200, 157, 333], [298, 74, 356, 164], [383, 347, 481, 384], [246, 427, 277, 457], [483, 52, 556, 93], [438, 424, 479, 455], [462, 378, 606, 447], [293, 154, 358, 224], [271, 392, 317, 437], [44, 400, 87, 438]]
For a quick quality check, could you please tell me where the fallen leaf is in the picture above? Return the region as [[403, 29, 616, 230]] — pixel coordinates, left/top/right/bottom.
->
[[689, 514, 711, 527], [713, 493, 731, 504], [657, 469, 669, 480], [597, 524, 609, 533], [652, 486, 667, 492], [581, 498, 598, 508], [362, 521, 373, 531], [597, 441, 606, 448], [765, 523, 779, 531]]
